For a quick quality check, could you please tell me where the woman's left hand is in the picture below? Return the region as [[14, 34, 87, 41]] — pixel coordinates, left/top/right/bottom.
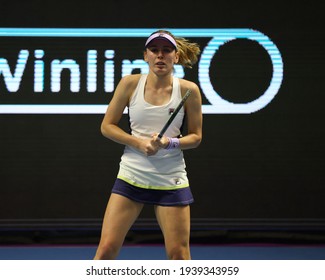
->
[[151, 133, 169, 149]]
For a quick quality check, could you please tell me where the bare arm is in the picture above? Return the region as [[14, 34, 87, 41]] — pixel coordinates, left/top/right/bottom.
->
[[179, 82, 202, 149], [101, 75, 159, 156]]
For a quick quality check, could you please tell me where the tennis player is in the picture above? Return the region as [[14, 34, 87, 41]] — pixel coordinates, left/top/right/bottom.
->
[[94, 30, 202, 260]]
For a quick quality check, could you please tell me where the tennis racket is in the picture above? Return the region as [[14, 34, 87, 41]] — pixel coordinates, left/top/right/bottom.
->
[[157, 89, 192, 139]]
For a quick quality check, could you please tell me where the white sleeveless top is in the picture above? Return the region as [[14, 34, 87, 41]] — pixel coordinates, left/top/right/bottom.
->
[[117, 74, 189, 190]]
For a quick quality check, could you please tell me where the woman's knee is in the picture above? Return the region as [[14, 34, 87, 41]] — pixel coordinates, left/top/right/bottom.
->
[[166, 243, 191, 260], [94, 240, 121, 260]]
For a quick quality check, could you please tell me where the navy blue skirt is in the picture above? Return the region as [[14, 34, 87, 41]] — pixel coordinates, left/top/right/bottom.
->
[[111, 178, 194, 206]]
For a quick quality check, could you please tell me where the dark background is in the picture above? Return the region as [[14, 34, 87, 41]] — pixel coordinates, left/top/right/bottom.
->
[[0, 0, 324, 244]]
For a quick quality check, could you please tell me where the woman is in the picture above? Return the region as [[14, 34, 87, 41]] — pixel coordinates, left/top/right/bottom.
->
[[94, 30, 202, 260]]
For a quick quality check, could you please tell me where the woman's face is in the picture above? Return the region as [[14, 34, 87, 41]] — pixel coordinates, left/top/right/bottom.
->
[[144, 39, 179, 75]]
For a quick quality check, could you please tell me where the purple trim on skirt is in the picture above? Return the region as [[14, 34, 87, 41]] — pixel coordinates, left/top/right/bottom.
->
[[111, 178, 194, 206]]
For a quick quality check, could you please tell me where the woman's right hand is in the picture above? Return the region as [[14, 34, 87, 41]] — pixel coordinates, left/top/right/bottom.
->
[[137, 137, 160, 156]]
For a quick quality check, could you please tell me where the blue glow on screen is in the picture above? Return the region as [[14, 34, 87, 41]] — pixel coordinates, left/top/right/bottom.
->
[[0, 28, 283, 114]]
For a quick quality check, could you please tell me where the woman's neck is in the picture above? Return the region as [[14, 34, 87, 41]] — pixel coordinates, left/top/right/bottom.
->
[[146, 73, 173, 90]]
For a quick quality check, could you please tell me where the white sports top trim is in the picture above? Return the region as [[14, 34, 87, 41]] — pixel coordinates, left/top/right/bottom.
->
[[117, 74, 189, 190]]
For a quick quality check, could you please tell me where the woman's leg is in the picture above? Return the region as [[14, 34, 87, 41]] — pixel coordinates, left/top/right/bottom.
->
[[94, 193, 144, 259], [154, 205, 191, 260]]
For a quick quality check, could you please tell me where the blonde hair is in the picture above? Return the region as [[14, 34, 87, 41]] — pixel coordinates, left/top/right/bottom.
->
[[148, 30, 201, 69]]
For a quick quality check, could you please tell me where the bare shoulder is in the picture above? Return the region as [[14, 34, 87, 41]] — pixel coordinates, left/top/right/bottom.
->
[[118, 74, 142, 92], [109, 74, 143, 108], [178, 78, 202, 116], [178, 78, 200, 95]]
